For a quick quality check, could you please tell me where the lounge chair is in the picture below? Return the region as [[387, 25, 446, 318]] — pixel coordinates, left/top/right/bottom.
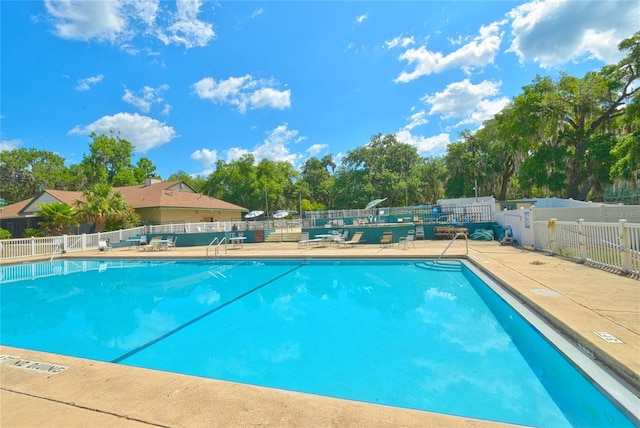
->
[[339, 231, 363, 247], [380, 231, 393, 247], [143, 237, 165, 251], [415, 225, 425, 240], [98, 239, 111, 251], [166, 236, 177, 249]]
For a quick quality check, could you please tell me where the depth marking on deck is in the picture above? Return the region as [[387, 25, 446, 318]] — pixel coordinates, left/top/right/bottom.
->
[[593, 331, 624, 344], [0, 354, 19, 364], [3, 357, 69, 374]]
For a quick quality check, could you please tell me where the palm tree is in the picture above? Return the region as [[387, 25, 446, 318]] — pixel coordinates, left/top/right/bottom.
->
[[37, 202, 77, 235], [75, 183, 131, 232]]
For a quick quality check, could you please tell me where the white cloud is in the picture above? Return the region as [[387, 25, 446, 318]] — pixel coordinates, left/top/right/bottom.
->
[[307, 144, 329, 156], [44, 0, 214, 50], [252, 124, 304, 165], [404, 110, 428, 131], [507, 0, 639, 67], [198, 124, 305, 167], [251, 8, 264, 19], [384, 35, 415, 50], [224, 147, 250, 162], [68, 112, 176, 152], [190, 148, 217, 168], [192, 75, 291, 113], [395, 21, 504, 82], [421, 79, 509, 126], [45, 0, 129, 42], [122, 84, 170, 113], [250, 87, 292, 110], [395, 130, 451, 157], [355, 14, 368, 24], [76, 74, 104, 91], [157, 0, 215, 48], [0, 138, 22, 152]]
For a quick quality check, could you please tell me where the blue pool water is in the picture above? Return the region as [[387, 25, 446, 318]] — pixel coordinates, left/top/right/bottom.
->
[[0, 259, 635, 427]]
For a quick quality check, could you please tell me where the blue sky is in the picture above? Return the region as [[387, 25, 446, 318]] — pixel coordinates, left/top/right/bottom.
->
[[1, 1, 638, 179]]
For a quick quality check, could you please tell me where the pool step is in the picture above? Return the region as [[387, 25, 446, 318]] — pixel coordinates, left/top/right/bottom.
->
[[415, 261, 462, 272]]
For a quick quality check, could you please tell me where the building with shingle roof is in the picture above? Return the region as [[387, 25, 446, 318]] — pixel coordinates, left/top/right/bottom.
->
[[0, 179, 247, 238]]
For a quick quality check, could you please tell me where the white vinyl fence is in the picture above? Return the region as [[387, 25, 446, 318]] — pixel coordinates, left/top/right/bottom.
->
[[532, 219, 640, 276], [0, 227, 145, 260]]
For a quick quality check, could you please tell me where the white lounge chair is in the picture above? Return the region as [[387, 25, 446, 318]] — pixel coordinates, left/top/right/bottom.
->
[[98, 239, 111, 251], [339, 231, 363, 247]]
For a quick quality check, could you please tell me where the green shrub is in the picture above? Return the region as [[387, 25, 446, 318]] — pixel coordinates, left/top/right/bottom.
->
[[0, 228, 11, 239], [23, 228, 46, 238]]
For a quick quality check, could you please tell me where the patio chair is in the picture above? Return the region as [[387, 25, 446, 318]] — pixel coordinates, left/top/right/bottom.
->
[[398, 231, 415, 249], [415, 225, 425, 240], [339, 231, 363, 247], [166, 236, 177, 249], [379, 231, 393, 247]]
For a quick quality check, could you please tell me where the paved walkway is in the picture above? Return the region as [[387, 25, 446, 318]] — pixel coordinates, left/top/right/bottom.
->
[[1, 239, 639, 427]]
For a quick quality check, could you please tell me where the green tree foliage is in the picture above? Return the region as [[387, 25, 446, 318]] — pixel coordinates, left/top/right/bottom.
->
[[0, 148, 73, 203], [133, 157, 159, 184], [79, 132, 158, 186], [610, 131, 640, 196], [37, 202, 78, 235], [203, 154, 257, 208], [338, 133, 421, 207]]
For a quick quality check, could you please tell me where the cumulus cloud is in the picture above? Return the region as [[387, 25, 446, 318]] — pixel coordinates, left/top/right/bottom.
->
[[507, 0, 639, 67], [157, 0, 215, 48], [421, 79, 509, 126], [44, 0, 214, 49], [395, 130, 451, 157], [68, 112, 176, 152], [45, 0, 129, 42], [252, 124, 305, 164], [76, 74, 104, 91], [122, 84, 170, 113], [0, 138, 22, 152], [404, 110, 428, 131], [190, 147, 217, 168], [192, 75, 291, 113], [395, 21, 504, 82], [191, 124, 305, 172]]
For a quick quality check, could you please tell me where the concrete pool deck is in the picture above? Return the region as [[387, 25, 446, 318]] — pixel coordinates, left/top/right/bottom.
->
[[1, 239, 639, 427]]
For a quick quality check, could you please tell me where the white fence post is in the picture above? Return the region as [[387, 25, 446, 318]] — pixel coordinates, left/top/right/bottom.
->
[[547, 218, 557, 253], [619, 219, 631, 273], [578, 219, 587, 261]]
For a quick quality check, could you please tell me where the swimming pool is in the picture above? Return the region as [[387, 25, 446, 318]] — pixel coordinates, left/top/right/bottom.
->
[[0, 258, 637, 427]]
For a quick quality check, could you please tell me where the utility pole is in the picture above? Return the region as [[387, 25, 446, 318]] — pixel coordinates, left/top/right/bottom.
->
[[474, 179, 478, 202]]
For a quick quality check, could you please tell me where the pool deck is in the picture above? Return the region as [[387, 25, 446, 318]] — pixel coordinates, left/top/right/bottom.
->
[[1, 238, 639, 427]]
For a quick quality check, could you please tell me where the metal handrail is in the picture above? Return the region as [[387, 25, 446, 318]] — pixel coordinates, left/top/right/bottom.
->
[[437, 232, 468, 261], [206, 237, 227, 260]]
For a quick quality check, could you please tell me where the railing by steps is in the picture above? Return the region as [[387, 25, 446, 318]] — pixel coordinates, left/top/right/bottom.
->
[[206, 237, 227, 260]]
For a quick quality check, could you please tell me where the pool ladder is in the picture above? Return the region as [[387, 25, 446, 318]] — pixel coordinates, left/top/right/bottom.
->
[[206, 237, 227, 260], [437, 232, 468, 261]]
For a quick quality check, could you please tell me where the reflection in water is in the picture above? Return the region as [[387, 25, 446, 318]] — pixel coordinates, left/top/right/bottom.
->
[[1, 259, 633, 428]]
